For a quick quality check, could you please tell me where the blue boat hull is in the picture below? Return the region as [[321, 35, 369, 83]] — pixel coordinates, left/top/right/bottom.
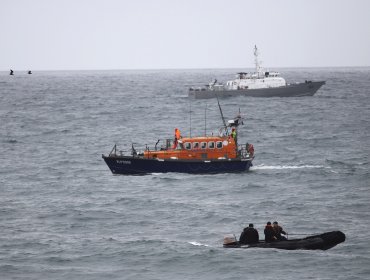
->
[[102, 155, 253, 175]]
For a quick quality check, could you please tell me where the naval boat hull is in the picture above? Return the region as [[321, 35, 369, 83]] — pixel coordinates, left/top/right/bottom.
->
[[102, 155, 253, 175], [189, 81, 325, 99], [223, 231, 345, 250]]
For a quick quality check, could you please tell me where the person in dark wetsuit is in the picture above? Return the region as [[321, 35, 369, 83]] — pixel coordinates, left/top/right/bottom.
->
[[239, 224, 259, 244], [264, 221, 277, 243], [273, 221, 287, 241]]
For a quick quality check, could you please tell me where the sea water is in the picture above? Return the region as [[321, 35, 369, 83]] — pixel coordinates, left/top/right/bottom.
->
[[0, 68, 369, 279]]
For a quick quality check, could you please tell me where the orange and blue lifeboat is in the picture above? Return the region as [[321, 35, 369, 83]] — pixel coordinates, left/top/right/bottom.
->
[[102, 133, 254, 175]]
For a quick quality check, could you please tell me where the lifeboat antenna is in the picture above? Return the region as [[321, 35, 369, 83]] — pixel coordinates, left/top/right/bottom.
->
[[215, 93, 228, 135], [204, 104, 207, 136], [189, 100, 192, 138]]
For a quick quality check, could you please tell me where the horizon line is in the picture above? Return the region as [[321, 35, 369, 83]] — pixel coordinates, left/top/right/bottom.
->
[[1, 65, 370, 72]]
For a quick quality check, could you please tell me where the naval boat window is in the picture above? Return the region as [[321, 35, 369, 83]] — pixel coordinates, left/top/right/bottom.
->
[[193, 142, 199, 149], [184, 142, 191, 150], [208, 142, 215, 149], [201, 142, 207, 149], [216, 141, 223, 149]]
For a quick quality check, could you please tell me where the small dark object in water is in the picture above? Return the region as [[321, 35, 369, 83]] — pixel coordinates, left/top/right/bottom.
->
[[28, 70, 32, 74], [10, 69, 14, 75], [223, 231, 345, 250]]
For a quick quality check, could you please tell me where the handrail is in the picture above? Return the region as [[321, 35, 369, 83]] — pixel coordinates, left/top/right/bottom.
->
[[110, 140, 253, 159], [109, 144, 117, 156]]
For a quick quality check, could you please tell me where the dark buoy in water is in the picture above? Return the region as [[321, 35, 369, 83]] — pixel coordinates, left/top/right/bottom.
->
[[10, 69, 14, 75], [27, 70, 32, 74]]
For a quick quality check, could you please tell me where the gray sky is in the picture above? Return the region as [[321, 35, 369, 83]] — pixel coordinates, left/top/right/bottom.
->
[[1, 0, 370, 71]]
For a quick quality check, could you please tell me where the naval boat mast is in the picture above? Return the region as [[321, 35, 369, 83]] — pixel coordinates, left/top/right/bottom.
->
[[254, 45, 262, 78]]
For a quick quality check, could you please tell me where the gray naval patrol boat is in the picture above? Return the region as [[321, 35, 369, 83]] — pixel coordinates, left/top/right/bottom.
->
[[189, 46, 325, 99]]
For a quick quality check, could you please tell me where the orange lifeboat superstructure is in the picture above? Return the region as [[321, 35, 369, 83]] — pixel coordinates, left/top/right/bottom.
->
[[144, 135, 238, 160]]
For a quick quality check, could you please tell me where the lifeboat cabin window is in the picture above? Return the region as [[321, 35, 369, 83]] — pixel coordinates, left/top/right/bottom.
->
[[201, 142, 207, 149], [208, 142, 215, 149], [193, 142, 199, 149], [216, 141, 223, 149], [184, 142, 191, 150]]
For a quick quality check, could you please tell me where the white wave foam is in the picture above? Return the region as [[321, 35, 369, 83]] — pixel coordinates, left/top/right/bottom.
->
[[188, 241, 211, 247], [252, 164, 325, 170]]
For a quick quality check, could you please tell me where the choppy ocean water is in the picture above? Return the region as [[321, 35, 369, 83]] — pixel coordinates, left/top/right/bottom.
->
[[0, 68, 369, 280]]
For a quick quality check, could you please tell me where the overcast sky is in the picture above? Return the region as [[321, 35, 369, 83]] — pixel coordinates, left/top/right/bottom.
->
[[1, 0, 370, 71]]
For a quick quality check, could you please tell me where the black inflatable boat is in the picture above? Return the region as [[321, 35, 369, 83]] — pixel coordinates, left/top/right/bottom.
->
[[223, 231, 345, 250]]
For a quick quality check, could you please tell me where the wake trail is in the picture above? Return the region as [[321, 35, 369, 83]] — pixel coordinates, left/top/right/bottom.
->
[[252, 164, 327, 170]]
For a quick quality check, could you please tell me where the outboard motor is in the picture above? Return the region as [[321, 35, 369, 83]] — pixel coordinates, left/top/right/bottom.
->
[[223, 234, 238, 247]]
